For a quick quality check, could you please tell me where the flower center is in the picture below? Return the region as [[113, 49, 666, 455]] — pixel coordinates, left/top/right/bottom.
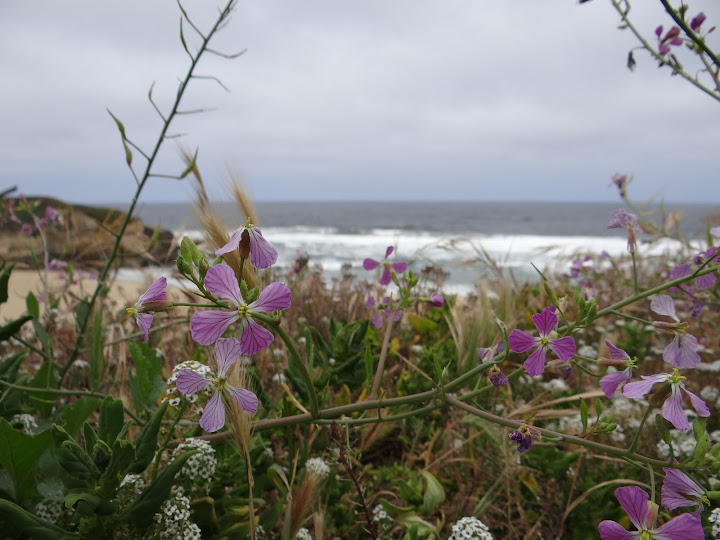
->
[[237, 304, 252, 319], [539, 336, 549, 348], [669, 368, 686, 385], [639, 530, 653, 540], [126, 307, 137, 317]]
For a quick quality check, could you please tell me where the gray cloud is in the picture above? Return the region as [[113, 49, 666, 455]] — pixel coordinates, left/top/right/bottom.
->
[[1, 0, 718, 203]]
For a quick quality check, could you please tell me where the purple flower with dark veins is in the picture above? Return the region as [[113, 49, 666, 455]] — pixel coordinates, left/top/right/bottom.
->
[[488, 364, 508, 387], [508, 307, 576, 376], [656, 25, 683, 55], [622, 368, 710, 431], [598, 340, 636, 398], [176, 337, 258, 432], [127, 277, 168, 342], [366, 296, 402, 329], [661, 467, 707, 511], [216, 218, 278, 269], [608, 209, 641, 253], [190, 264, 291, 352], [363, 246, 407, 286], [430, 292, 445, 308], [598, 486, 703, 539], [650, 295, 701, 369], [509, 424, 538, 453]]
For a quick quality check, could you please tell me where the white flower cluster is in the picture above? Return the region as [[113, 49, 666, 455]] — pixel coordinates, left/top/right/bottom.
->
[[296, 528, 312, 540], [164, 361, 214, 408], [174, 438, 217, 482], [449, 516, 494, 540], [247, 525, 266, 539], [119, 473, 146, 492], [305, 457, 330, 478], [655, 424, 717, 458], [540, 379, 569, 393], [700, 385, 720, 409], [11, 413, 37, 435], [709, 507, 720, 538], [34, 499, 64, 524], [153, 487, 201, 540], [372, 504, 389, 523]]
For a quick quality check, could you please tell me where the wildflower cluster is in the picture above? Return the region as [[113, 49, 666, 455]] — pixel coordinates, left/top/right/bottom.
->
[[152, 486, 201, 540], [173, 438, 217, 482], [448, 516, 494, 540]]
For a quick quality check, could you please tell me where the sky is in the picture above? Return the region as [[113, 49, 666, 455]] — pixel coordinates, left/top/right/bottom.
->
[[1, 0, 719, 204]]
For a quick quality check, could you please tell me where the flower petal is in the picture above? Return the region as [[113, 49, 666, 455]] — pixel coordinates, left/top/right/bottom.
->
[[191, 311, 238, 346], [372, 312, 382, 329], [249, 282, 291, 313], [508, 329, 540, 353], [614, 486, 650, 530], [384, 246, 394, 258], [532, 307, 558, 336], [214, 337, 243, 376], [366, 296, 376, 309], [204, 264, 242, 305], [379, 268, 392, 286], [363, 258, 380, 271], [663, 334, 700, 369], [391, 262, 407, 274], [524, 347, 547, 376], [661, 468, 704, 510], [239, 318, 274, 355], [549, 336, 576, 362], [199, 391, 226, 433], [622, 373, 670, 398], [653, 512, 703, 540], [215, 229, 243, 256], [136, 313, 153, 342], [683, 388, 710, 417], [226, 385, 258, 414], [710, 226, 720, 238], [650, 295, 679, 321], [247, 227, 278, 269], [606, 340, 631, 362], [597, 520, 637, 540], [176, 369, 211, 395], [695, 273, 716, 290], [138, 277, 167, 305], [600, 369, 632, 399], [662, 387, 690, 431]]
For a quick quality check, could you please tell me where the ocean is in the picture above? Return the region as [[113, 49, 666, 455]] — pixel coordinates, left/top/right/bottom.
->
[[123, 201, 717, 294]]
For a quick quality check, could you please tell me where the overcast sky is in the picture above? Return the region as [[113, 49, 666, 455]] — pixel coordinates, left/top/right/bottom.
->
[[1, 0, 718, 204]]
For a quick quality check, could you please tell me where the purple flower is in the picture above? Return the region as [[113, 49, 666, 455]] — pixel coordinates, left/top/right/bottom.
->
[[366, 295, 401, 329], [430, 292, 445, 308], [711, 226, 720, 238], [657, 25, 683, 56], [608, 209, 641, 253], [488, 364, 508, 387], [363, 246, 407, 286], [21, 223, 33, 236], [650, 295, 701, 369], [215, 219, 278, 269], [661, 467, 706, 511], [508, 424, 538, 453], [508, 307, 576, 376], [622, 369, 710, 431], [610, 173, 628, 196], [599, 340, 636, 398], [690, 12, 706, 32], [190, 264, 291, 352], [48, 259, 67, 271], [176, 337, 258, 432], [126, 277, 167, 342], [598, 486, 703, 539]]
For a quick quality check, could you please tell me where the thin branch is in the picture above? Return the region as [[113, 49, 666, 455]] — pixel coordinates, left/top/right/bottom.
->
[[148, 82, 167, 122], [206, 47, 247, 59], [190, 74, 231, 92]]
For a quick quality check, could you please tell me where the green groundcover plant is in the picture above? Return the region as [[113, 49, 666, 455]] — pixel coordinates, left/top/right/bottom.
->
[[1, 1, 720, 538]]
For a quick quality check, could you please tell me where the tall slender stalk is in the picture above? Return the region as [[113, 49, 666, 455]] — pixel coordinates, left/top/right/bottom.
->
[[58, 0, 239, 386]]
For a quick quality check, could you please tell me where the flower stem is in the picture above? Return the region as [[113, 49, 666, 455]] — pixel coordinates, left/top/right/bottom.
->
[[368, 311, 395, 400], [628, 404, 652, 453], [152, 401, 187, 480]]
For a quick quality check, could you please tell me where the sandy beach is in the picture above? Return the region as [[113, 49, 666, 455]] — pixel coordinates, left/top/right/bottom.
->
[[1, 268, 182, 323]]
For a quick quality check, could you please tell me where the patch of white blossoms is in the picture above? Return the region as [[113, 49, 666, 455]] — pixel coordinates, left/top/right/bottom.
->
[[174, 438, 217, 482], [305, 457, 330, 478], [11, 413, 37, 435], [153, 486, 201, 540], [296, 528, 312, 540], [34, 499, 64, 524], [165, 361, 213, 408], [449, 516, 494, 540], [709, 507, 720, 539]]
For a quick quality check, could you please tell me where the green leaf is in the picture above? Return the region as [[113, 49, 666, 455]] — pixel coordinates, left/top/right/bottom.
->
[[83, 422, 98, 454], [25, 291, 39, 320], [98, 439, 135, 497], [594, 399, 603, 417], [128, 342, 165, 414], [148, 225, 161, 252], [419, 471, 445, 515], [126, 401, 168, 474], [61, 396, 101, 438], [655, 413, 672, 445], [32, 320, 52, 357], [0, 315, 31, 342], [0, 262, 14, 305], [75, 299, 91, 337], [97, 395, 125, 446], [29, 361, 58, 417], [0, 419, 53, 501], [395, 512, 437, 535], [408, 313, 438, 333], [579, 398, 588, 433], [0, 499, 78, 539], [179, 147, 199, 179], [127, 450, 197, 528]]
